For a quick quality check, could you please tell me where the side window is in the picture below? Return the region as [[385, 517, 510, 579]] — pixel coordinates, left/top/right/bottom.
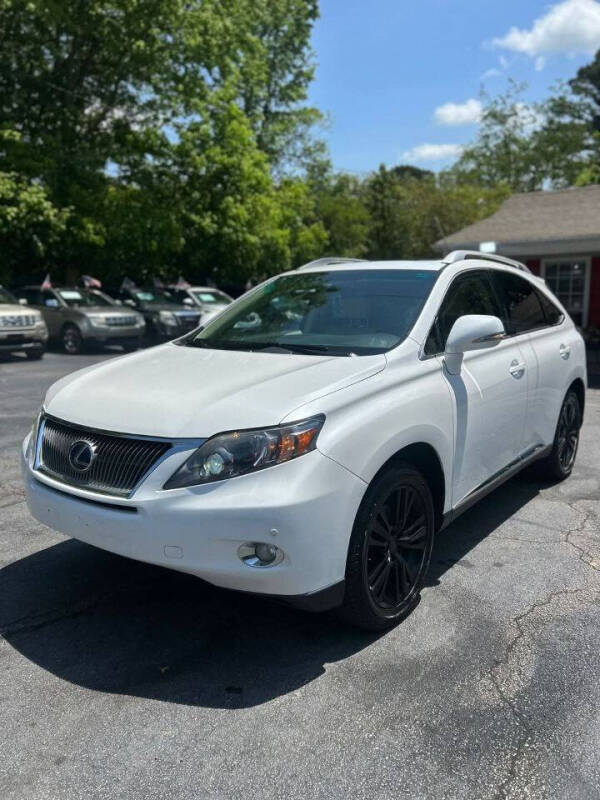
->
[[42, 289, 58, 307], [17, 288, 41, 305], [425, 272, 501, 356], [491, 272, 546, 334], [536, 289, 564, 326]]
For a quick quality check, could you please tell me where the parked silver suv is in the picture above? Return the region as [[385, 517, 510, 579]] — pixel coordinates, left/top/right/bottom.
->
[[0, 286, 48, 359], [15, 286, 145, 354]]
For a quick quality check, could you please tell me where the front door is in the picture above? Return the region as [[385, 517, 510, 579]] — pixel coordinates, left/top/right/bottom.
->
[[425, 270, 529, 506]]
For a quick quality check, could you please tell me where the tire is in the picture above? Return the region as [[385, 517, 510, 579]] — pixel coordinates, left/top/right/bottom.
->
[[536, 389, 582, 482], [61, 324, 83, 355], [25, 349, 45, 360], [340, 462, 435, 631]]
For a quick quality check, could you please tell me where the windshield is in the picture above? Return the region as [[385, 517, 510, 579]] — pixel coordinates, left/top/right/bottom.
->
[[57, 289, 115, 308], [180, 269, 438, 356], [0, 287, 17, 304], [133, 290, 179, 307], [190, 289, 231, 305]]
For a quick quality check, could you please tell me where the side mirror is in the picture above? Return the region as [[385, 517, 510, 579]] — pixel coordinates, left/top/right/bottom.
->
[[44, 298, 59, 308], [18, 298, 28, 306], [182, 297, 194, 306], [444, 314, 505, 375], [123, 299, 136, 308]]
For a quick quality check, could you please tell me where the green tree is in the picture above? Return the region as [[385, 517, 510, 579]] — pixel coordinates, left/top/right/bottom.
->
[[363, 165, 508, 260], [448, 84, 591, 191]]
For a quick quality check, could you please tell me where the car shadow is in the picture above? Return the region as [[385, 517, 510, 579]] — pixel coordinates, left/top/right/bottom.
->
[[1, 473, 545, 709], [426, 472, 544, 587]]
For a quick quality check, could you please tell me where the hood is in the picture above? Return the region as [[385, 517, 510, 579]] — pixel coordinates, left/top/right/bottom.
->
[[0, 303, 30, 313], [44, 343, 386, 438]]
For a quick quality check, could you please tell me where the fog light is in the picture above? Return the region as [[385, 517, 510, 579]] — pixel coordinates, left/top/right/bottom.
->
[[238, 542, 284, 568], [255, 543, 277, 563]]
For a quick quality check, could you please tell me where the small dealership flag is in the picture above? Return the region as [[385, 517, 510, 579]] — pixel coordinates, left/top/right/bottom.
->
[[175, 275, 190, 289], [152, 275, 165, 289], [120, 277, 137, 292], [40, 273, 52, 289], [82, 274, 102, 289]]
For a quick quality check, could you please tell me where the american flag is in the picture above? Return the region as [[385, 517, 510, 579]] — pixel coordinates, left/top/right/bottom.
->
[[40, 273, 52, 289], [175, 275, 191, 289], [82, 274, 102, 288]]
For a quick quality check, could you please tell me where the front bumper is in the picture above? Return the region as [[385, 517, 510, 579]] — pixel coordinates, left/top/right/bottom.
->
[[84, 323, 144, 345], [0, 326, 47, 352], [22, 436, 366, 600]]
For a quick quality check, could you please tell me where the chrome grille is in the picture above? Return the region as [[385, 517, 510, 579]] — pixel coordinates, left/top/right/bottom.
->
[[175, 311, 201, 329], [0, 314, 37, 327], [38, 417, 171, 497], [104, 315, 138, 327]]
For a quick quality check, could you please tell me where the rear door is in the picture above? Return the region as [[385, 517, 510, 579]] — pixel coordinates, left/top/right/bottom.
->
[[425, 270, 530, 506], [492, 271, 576, 448]]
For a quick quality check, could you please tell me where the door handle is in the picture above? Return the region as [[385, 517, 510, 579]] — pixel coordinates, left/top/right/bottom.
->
[[509, 359, 526, 378], [559, 343, 571, 360]]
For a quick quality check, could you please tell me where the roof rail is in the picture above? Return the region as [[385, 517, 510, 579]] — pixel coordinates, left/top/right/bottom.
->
[[297, 256, 367, 270], [443, 250, 530, 274]]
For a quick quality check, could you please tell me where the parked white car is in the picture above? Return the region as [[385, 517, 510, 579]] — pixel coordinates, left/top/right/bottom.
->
[[22, 252, 586, 629], [0, 285, 48, 359], [169, 285, 233, 325]]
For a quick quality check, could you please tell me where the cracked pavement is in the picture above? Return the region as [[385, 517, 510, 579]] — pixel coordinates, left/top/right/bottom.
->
[[1, 351, 599, 800]]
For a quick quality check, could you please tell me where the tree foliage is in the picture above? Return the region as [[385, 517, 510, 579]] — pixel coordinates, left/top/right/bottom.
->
[[1, 4, 599, 291]]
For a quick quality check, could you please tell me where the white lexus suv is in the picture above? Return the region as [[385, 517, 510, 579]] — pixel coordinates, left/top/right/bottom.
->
[[22, 252, 587, 630]]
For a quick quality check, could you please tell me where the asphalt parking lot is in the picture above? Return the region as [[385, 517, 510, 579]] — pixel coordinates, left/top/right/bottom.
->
[[1, 350, 599, 800]]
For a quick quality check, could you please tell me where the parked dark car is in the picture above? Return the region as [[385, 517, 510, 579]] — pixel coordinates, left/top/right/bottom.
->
[[110, 286, 202, 343], [14, 286, 146, 354]]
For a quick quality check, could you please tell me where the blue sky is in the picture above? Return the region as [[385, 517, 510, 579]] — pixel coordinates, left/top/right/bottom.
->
[[309, 0, 600, 173]]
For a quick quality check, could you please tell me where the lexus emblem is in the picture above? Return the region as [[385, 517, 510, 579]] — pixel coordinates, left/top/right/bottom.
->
[[68, 440, 96, 473]]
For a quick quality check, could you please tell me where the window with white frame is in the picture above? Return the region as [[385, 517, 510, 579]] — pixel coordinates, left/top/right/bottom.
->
[[542, 259, 589, 327]]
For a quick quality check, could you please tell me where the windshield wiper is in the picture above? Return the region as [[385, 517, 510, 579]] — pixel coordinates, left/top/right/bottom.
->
[[184, 339, 346, 355], [253, 342, 348, 356]]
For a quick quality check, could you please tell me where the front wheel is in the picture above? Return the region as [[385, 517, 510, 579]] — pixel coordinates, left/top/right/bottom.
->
[[537, 390, 582, 481], [61, 324, 83, 355], [340, 463, 435, 631]]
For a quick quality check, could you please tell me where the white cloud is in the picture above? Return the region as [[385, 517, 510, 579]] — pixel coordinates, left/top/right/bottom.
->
[[535, 56, 546, 71], [402, 143, 464, 162], [434, 98, 482, 126], [481, 67, 502, 80], [493, 0, 600, 56]]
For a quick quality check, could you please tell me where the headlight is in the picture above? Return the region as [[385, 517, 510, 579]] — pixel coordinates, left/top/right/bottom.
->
[[88, 315, 107, 327], [159, 311, 178, 326], [164, 415, 325, 489], [26, 408, 43, 465]]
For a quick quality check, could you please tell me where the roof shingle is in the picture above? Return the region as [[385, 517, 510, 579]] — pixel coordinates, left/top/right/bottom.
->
[[435, 185, 600, 250]]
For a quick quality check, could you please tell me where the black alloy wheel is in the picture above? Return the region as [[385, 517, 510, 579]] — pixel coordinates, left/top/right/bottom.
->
[[341, 463, 435, 630], [62, 324, 83, 355], [537, 389, 581, 481], [557, 393, 580, 473]]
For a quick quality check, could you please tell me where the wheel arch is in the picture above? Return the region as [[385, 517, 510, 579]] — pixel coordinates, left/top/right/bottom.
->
[[568, 377, 585, 422], [367, 442, 446, 531]]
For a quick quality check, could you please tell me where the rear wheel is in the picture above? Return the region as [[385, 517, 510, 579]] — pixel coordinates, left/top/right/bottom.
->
[[340, 463, 435, 631], [537, 390, 581, 481], [61, 324, 83, 355]]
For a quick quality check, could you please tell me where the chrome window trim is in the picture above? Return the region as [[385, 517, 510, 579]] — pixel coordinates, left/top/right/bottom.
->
[[418, 266, 567, 361]]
